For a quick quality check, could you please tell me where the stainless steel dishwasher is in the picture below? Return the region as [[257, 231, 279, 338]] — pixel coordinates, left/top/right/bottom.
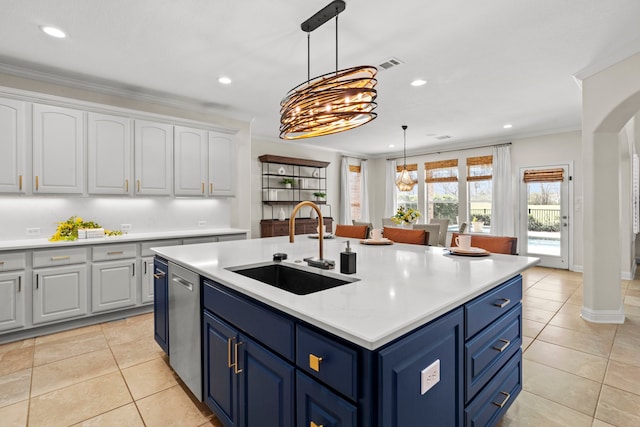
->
[[168, 262, 202, 400]]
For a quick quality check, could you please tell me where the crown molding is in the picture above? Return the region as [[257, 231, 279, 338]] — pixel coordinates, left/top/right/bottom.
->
[[573, 42, 640, 81]]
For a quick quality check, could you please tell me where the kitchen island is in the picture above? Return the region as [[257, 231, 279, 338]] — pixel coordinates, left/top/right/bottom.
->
[[153, 235, 538, 427]]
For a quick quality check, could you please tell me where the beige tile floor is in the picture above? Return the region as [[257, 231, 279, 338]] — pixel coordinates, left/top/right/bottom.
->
[[1, 266, 639, 426]]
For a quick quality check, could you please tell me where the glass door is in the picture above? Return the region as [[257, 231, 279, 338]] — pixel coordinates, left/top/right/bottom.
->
[[519, 165, 569, 269]]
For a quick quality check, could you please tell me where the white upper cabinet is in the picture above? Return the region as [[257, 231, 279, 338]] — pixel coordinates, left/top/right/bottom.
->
[[0, 98, 26, 193], [32, 104, 84, 194], [134, 120, 173, 196], [88, 112, 132, 195], [174, 126, 208, 196], [208, 131, 235, 196]]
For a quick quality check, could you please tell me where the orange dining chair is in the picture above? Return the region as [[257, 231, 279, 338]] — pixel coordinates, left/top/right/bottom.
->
[[334, 224, 369, 239], [450, 232, 518, 255], [382, 227, 428, 245]]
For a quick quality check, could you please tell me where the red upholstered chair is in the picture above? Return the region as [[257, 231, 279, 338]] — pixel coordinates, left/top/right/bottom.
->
[[383, 227, 428, 245], [334, 224, 369, 239], [450, 233, 518, 255]]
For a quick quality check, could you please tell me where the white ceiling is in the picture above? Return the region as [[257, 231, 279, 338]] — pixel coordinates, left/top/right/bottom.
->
[[1, 0, 640, 156]]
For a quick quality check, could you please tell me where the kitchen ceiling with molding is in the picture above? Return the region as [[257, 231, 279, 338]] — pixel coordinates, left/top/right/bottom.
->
[[1, 0, 640, 156]]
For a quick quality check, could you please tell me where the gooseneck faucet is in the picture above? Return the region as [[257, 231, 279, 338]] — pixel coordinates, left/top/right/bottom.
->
[[289, 201, 335, 269]]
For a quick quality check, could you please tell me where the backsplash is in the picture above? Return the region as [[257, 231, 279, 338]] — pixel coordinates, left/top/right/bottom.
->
[[0, 197, 231, 240]]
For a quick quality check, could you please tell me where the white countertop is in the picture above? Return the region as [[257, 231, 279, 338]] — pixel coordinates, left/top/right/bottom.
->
[[153, 235, 539, 350], [0, 228, 248, 251]]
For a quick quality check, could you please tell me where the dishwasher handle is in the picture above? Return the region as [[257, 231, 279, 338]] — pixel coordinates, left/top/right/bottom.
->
[[172, 274, 194, 292]]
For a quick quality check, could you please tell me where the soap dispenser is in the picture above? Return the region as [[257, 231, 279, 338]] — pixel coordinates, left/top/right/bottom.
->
[[340, 241, 357, 274]]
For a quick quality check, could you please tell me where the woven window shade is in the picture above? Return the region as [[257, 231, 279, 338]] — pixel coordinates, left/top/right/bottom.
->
[[523, 168, 564, 183], [467, 155, 493, 182], [425, 159, 458, 183], [349, 165, 361, 173], [396, 163, 418, 172]]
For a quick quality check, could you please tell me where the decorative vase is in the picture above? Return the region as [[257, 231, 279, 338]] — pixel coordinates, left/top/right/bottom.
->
[[471, 221, 484, 232], [309, 207, 317, 219], [285, 183, 292, 189], [278, 208, 286, 221]]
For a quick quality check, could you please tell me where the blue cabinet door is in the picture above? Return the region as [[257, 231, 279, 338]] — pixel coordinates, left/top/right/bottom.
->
[[203, 311, 239, 427], [379, 307, 464, 427], [238, 334, 294, 427], [296, 371, 357, 427], [153, 258, 168, 354]]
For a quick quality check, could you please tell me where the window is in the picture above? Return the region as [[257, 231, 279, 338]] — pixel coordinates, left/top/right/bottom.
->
[[467, 155, 493, 232], [425, 160, 458, 225], [348, 164, 361, 220], [395, 164, 418, 211]]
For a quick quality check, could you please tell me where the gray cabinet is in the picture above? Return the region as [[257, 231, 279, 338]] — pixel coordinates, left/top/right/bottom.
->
[[174, 126, 208, 196], [33, 264, 88, 324], [0, 271, 25, 332], [141, 256, 155, 304], [134, 120, 173, 195], [88, 112, 132, 195], [91, 244, 137, 313], [208, 131, 235, 196], [0, 98, 26, 193]]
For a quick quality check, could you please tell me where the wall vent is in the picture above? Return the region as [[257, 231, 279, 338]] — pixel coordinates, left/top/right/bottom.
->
[[435, 135, 452, 140], [378, 57, 403, 70]]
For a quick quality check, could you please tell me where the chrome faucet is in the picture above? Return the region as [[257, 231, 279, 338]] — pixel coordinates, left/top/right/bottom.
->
[[289, 201, 335, 269]]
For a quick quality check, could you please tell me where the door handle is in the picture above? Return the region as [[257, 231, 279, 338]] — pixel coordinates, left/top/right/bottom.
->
[[19, 175, 23, 190], [492, 391, 511, 408], [125, 179, 129, 192], [18, 276, 21, 292], [153, 271, 166, 279], [172, 275, 193, 291], [493, 339, 510, 352], [107, 251, 124, 256], [493, 298, 511, 308], [50, 255, 71, 261], [35, 175, 39, 191]]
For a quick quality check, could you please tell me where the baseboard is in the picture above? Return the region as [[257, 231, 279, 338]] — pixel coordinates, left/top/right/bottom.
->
[[581, 305, 625, 324], [570, 264, 635, 280], [572, 264, 583, 273]]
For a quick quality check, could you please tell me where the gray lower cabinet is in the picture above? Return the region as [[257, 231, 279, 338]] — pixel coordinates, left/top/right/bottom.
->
[[0, 271, 25, 332], [91, 260, 136, 312], [33, 264, 88, 324], [141, 256, 155, 304]]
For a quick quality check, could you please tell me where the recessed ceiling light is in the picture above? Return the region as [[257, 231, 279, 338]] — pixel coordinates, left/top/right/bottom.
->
[[503, 124, 513, 129], [218, 76, 232, 85], [40, 26, 67, 38], [388, 144, 395, 148], [410, 79, 427, 87]]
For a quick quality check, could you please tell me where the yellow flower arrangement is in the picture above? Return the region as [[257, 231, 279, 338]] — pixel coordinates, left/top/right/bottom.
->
[[49, 216, 122, 241], [391, 206, 421, 225]]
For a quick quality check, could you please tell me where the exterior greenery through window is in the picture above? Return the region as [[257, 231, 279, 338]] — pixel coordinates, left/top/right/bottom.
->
[[467, 155, 493, 232], [424, 159, 458, 226], [348, 164, 361, 220], [395, 164, 418, 211]]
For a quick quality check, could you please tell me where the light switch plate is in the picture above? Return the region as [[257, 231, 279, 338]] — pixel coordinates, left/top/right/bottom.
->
[[421, 359, 440, 395]]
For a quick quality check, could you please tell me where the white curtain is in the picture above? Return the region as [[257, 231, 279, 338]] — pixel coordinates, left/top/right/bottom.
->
[[360, 160, 370, 222], [385, 160, 398, 217], [339, 157, 352, 224], [491, 144, 515, 236]]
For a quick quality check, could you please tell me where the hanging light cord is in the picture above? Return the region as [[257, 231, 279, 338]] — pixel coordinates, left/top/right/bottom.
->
[[402, 125, 408, 167], [307, 32, 311, 84], [335, 11, 339, 75]]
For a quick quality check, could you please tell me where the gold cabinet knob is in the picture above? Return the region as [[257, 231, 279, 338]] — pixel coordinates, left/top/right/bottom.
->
[[309, 354, 323, 372]]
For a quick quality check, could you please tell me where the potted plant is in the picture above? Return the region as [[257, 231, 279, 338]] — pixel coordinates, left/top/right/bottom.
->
[[312, 191, 326, 201], [392, 206, 421, 226], [280, 178, 295, 189], [471, 216, 484, 232]]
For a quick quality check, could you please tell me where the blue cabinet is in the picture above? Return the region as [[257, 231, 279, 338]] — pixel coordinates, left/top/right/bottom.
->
[[153, 257, 168, 354], [296, 371, 357, 427], [379, 308, 464, 427]]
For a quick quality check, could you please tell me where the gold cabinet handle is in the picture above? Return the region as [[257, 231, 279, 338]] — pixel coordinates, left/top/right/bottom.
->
[[0, 261, 4, 266], [209, 182, 213, 194], [227, 337, 235, 368], [19, 175, 23, 190], [50, 255, 71, 261], [234, 341, 243, 374], [137, 180, 141, 192], [202, 182, 205, 193], [493, 298, 511, 308], [310, 422, 324, 427], [107, 251, 124, 256], [35, 175, 39, 191], [153, 272, 166, 279], [125, 179, 129, 192], [309, 354, 323, 372], [492, 391, 511, 408], [493, 339, 511, 352]]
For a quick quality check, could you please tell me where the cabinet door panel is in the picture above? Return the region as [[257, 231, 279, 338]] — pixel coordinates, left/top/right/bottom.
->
[[238, 334, 294, 427], [32, 104, 84, 194], [91, 260, 136, 313], [141, 257, 154, 304], [379, 307, 464, 427], [134, 120, 173, 195], [296, 371, 357, 427], [175, 126, 207, 196], [0, 272, 25, 332], [0, 98, 26, 193], [33, 265, 87, 324], [208, 132, 235, 196], [203, 311, 238, 427], [88, 112, 131, 195], [153, 258, 169, 354]]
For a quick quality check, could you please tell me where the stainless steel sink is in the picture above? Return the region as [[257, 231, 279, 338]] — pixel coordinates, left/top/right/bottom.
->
[[226, 262, 359, 295]]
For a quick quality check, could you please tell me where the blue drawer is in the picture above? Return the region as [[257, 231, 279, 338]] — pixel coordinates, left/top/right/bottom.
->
[[296, 325, 358, 400], [296, 371, 357, 427], [203, 279, 294, 362], [465, 275, 522, 339], [465, 350, 522, 427], [465, 304, 522, 403]]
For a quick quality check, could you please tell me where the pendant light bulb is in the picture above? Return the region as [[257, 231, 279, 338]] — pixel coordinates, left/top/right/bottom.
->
[[395, 125, 418, 191]]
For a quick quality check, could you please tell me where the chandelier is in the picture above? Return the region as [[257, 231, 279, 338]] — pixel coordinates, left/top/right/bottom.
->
[[395, 125, 418, 191], [279, 0, 378, 140]]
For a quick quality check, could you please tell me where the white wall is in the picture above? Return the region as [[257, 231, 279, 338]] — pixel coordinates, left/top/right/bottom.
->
[[250, 138, 343, 238], [0, 72, 252, 240]]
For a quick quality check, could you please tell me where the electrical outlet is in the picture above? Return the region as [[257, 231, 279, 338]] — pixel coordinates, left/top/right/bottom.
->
[[420, 359, 440, 395], [26, 227, 40, 236], [121, 224, 132, 232], [198, 220, 207, 227]]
